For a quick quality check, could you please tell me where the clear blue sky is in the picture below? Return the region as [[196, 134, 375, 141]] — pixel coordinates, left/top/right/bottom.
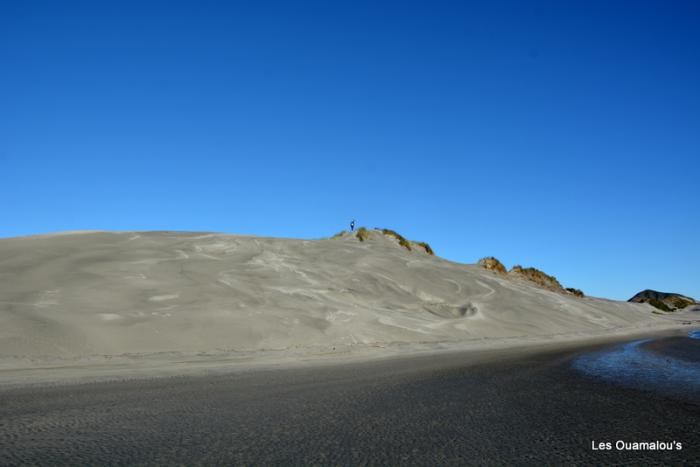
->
[[2, 1, 698, 301]]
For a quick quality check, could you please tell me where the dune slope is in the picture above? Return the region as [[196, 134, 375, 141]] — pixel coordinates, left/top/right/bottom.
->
[[0, 230, 677, 359]]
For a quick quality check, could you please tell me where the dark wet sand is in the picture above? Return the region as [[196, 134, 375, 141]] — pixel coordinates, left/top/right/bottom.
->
[[644, 336, 700, 364], [1, 339, 699, 466]]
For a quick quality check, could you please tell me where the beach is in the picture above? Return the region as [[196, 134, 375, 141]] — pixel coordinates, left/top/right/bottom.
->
[[1, 333, 698, 465]]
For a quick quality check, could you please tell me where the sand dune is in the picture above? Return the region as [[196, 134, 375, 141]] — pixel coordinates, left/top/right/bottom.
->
[[0, 229, 686, 364]]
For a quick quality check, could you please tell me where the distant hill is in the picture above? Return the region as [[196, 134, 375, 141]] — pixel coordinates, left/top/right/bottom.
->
[[628, 289, 697, 312]]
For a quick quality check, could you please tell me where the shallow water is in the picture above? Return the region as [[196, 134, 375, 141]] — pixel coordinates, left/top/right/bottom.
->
[[572, 332, 700, 404]]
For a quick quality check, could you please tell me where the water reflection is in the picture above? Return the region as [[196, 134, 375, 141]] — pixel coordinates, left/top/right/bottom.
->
[[571, 335, 700, 403]]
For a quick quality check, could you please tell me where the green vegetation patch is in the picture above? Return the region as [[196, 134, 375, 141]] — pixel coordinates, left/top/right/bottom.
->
[[642, 298, 673, 312], [351, 226, 434, 255], [668, 296, 693, 309], [477, 257, 507, 275], [565, 287, 585, 298], [331, 230, 345, 239], [417, 241, 434, 255], [510, 265, 563, 290], [355, 227, 370, 242], [381, 229, 412, 251]]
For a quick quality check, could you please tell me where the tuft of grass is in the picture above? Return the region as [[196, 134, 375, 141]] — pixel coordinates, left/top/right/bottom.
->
[[381, 229, 412, 251], [510, 265, 562, 290], [352, 226, 434, 255], [652, 310, 666, 315], [331, 230, 345, 239], [565, 287, 585, 298], [477, 257, 507, 275], [355, 227, 370, 242], [417, 241, 434, 255]]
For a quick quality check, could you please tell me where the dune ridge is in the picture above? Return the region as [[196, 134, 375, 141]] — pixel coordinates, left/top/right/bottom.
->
[[0, 230, 688, 368]]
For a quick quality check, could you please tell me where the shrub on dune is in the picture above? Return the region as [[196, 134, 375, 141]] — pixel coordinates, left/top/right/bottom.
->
[[643, 298, 672, 312], [477, 257, 507, 275], [350, 226, 434, 255], [565, 287, 585, 298], [381, 229, 412, 251], [668, 296, 693, 309], [355, 227, 370, 242], [510, 265, 562, 290], [417, 241, 434, 255]]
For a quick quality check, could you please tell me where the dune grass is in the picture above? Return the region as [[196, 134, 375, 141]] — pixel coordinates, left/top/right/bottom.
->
[[668, 296, 693, 309], [510, 265, 562, 290], [417, 241, 434, 255], [565, 287, 585, 298], [477, 257, 507, 275], [643, 298, 672, 312], [381, 229, 412, 251], [355, 227, 370, 242], [348, 226, 433, 255]]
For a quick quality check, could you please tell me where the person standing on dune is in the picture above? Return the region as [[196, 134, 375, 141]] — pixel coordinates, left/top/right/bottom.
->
[[350, 220, 355, 232]]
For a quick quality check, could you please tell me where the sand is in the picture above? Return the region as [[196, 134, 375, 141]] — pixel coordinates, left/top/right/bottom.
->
[[1, 336, 698, 465], [0, 230, 696, 385]]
